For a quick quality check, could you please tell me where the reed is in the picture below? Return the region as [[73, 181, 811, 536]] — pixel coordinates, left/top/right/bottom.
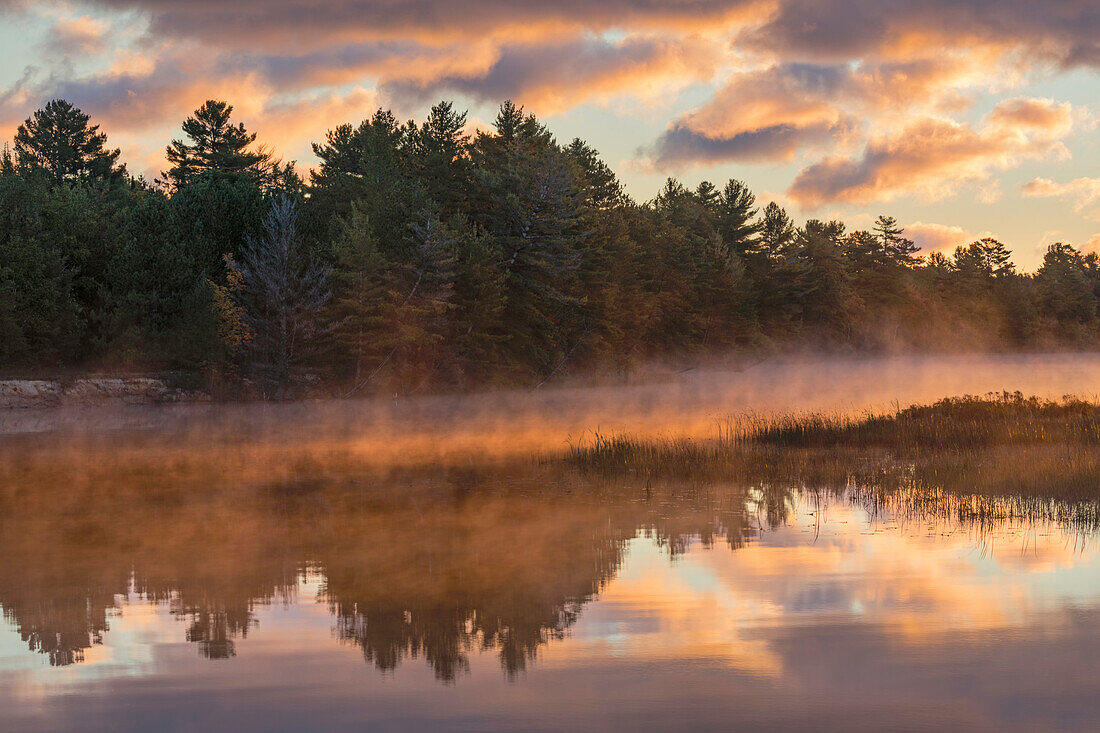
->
[[565, 393, 1100, 500], [743, 392, 1100, 450]]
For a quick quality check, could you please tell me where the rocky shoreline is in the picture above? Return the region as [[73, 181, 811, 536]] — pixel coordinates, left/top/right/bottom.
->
[[0, 377, 204, 409]]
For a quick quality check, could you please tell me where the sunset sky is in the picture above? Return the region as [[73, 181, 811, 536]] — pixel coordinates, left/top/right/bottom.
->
[[2, 1, 1099, 269]]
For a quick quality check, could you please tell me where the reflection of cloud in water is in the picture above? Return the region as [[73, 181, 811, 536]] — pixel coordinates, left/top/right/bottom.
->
[[3, 356, 1100, 729]]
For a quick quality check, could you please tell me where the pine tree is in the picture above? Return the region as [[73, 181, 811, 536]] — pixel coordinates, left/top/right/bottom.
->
[[470, 103, 585, 376], [330, 204, 389, 383], [14, 100, 122, 184], [163, 101, 274, 190], [954, 238, 1014, 279], [760, 202, 796, 258], [873, 215, 919, 265], [717, 179, 760, 261], [564, 139, 627, 210], [795, 220, 857, 340], [307, 109, 421, 251], [694, 180, 721, 210], [1, 144, 15, 176], [1035, 243, 1097, 338], [410, 101, 470, 217], [228, 196, 332, 397]]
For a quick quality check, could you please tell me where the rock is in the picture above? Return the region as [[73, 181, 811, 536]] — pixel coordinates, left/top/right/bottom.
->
[[0, 377, 201, 409]]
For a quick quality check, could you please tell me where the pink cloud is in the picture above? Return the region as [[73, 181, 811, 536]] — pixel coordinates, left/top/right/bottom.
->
[[788, 98, 1074, 208]]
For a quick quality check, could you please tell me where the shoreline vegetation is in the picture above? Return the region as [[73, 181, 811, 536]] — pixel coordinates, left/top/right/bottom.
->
[[567, 393, 1100, 500], [4, 98, 1100, 399]]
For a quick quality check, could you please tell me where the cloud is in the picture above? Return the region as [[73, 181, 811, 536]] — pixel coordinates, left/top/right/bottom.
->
[[2, 0, 1098, 215], [382, 35, 719, 114], [26, 0, 1098, 68], [258, 87, 380, 161], [648, 64, 861, 168], [645, 52, 1027, 170], [78, 0, 764, 51], [1021, 176, 1100, 220], [741, 0, 1100, 68], [49, 15, 108, 56], [787, 98, 1074, 208], [905, 222, 993, 255]]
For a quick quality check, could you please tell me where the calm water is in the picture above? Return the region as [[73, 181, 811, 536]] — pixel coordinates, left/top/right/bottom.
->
[[4, 356, 1100, 731]]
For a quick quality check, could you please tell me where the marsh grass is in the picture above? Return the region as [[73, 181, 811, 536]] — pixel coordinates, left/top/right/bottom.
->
[[566, 393, 1100, 501], [851, 484, 1100, 535], [745, 392, 1100, 450]]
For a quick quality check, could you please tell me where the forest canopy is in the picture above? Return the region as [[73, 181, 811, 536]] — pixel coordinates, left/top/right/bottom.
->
[[2, 98, 1098, 397]]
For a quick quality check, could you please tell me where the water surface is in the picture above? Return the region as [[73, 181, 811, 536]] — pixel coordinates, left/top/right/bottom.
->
[[3, 356, 1100, 731]]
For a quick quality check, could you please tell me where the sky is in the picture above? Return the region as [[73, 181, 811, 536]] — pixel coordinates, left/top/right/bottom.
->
[[1, 1, 1099, 270]]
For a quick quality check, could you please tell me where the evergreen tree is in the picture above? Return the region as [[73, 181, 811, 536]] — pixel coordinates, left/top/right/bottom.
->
[[954, 238, 1015, 280], [410, 101, 470, 217], [1035, 242, 1097, 339], [228, 197, 332, 397], [694, 180, 721, 210], [717, 179, 760, 261], [329, 204, 389, 383], [14, 100, 122, 185], [307, 110, 422, 252], [163, 101, 274, 190], [170, 172, 266, 281], [564, 139, 627, 210], [795, 220, 857, 340], [0, 172, 82, 365], [103, 194, 225, 371], [873, 215, 919, 265], [759, 202, 796, 258], [470, 102, 585, 376]]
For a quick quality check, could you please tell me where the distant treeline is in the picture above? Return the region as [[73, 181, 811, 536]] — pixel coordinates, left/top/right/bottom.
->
[[2, 98, 1099, 396]]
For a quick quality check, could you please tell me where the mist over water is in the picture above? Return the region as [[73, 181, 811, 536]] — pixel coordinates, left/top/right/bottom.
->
[[5, 353, 1099, 462], [2, 353, 1100, 731]]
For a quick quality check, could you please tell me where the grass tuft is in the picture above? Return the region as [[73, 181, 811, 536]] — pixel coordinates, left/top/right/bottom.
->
[[744, 392, 1100, 450]]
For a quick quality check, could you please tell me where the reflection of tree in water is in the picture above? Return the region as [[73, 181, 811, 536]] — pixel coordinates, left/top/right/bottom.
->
[[0, 460, 305, 667], [321, 491, 635, 680], [159, 568, 301, 660], [0, 573, 120, 666], [0, 438, 1096, 677]]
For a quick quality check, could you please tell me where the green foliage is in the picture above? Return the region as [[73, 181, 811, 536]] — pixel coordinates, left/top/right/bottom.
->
[[168, 172, 266, 281], [163, 101, 275, 191], [104, 194, 226, 370], [228, 197, 332, 397], [1036, 242, 1098, 341], [14, 100, 122, 185], [0, 225, 80, 366], [330, 204, 389, 381], [3, 96, 1100, 391]]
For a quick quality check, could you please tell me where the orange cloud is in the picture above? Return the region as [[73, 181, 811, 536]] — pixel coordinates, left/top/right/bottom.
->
[[788, 98, 1074, 208], [648, 64, 860, 168], [382, 34, 720, 115], [258, 87, 380, 163], [49, 15, 108, 56], [905, 222, 992, 255], [647, 50, 1026, 170], [1021, 176, 1100, 220], [4, 0, 1099, 216]]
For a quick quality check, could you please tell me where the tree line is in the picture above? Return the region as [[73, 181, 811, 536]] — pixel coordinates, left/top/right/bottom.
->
[[2, 98, 1098, 396]]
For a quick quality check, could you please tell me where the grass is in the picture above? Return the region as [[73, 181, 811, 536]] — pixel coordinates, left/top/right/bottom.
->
[[569, 392, 1100, 466], [746, 392, 1100, 450], [565, 393, 1100, 501]]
